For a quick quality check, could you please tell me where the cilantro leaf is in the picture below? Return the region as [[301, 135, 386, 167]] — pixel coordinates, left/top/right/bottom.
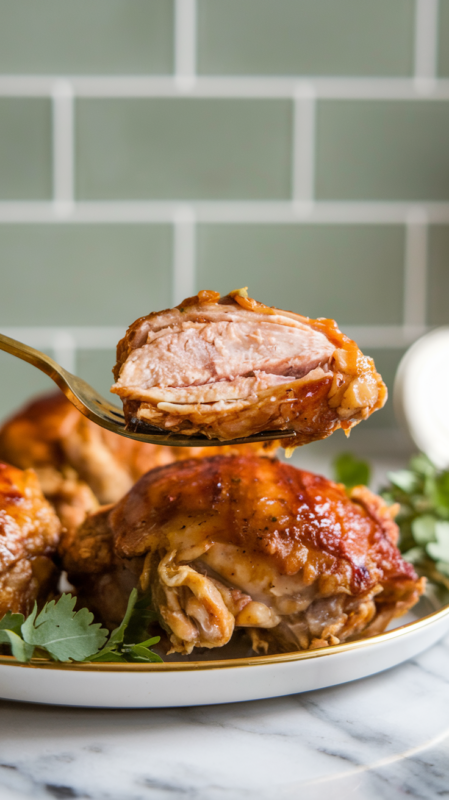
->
[[402, 546, 426, 564], [411, 515, 436, 545], [0, 611, 34, 661], [0, 629, 34, 662], [123, 595, 158, 645], [427, 522, 449, 564], [0, 590, 163, 665], [107, 588, 139, 649], [21, 595, 108, 662], [433, 473, 449, 518], [87, 650, 128, 663], [83, 590, 162, 663], [125, 643, 163, 663], [333, 453, 371, 489], [0, 611, 24, 636], [409, 454, 436, 478], [435, 560, 449, 577], [380, 453, 449, 592], [387, 470, 419, 495]]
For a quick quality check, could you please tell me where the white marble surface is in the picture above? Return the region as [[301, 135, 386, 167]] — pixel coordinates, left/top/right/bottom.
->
[[0, 631, 448, 800]]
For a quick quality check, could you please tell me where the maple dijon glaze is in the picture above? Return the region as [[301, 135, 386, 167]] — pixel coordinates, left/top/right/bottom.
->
[[111, 289, 387, 448], [61, 456, 424, 656]]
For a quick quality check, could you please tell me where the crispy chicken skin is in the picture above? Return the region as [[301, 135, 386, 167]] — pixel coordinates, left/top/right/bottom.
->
[[0, 391, 276, 534], [112, 289, 387, 447], [61, 456, 424, 654], [0, 462, 61, 617]]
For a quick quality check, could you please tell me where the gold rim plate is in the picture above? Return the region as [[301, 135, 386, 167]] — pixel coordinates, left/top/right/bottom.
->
[[0, 598, 448, 672]]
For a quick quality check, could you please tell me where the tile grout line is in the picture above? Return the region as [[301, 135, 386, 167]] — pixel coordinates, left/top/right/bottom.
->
[[51, 79, 75, 218], [414, 0, 440, 93], [51, 330, 77, 373], [3, 76, 449, 99], [174, 0, 197, 91], [404, 208, 429, 328], [173, 0, 198, 303], [0, 201, 449, 225], [172, 206, 197, 305], [292, 83, 316, 208], [51, 80, 78, 370]]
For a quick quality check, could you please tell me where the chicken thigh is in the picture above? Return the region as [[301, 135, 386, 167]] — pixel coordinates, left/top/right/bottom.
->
[[61, 455, 423, 655], [0, 462, 61, 617]]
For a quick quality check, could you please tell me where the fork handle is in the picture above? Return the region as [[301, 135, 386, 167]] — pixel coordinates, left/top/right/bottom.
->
[[0, 332, 69, 388]]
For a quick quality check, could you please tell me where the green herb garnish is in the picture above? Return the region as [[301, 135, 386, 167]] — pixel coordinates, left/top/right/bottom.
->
[[0, 589, 162, 664], [333, 452, 371, 489], [380, 453, 449, 591], [334, 450, 449, 592], [85, 589, 162, 664]]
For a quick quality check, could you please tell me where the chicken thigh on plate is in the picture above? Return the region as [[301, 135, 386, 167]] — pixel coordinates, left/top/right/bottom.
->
[[0, 462, 60, 617], [61, 455, 424, 655], [111, 289, 387, 447]]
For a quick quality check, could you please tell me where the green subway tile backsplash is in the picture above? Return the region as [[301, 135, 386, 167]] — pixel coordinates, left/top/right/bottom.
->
[[0, 98, 51, 200], [428, 226, 449, 326], [316, 100, 449, 201], [438, 0, 449, 76], [76, 99, 292, 200], [0, 0, 448, 453], [198, 0, 415, 77], [0, 225, 172, 326], [197, 224, 405, 325], [0, 0, 173, 75]]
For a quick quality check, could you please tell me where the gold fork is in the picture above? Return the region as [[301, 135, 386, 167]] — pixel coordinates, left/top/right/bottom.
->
[[0, 333, 293, 447]]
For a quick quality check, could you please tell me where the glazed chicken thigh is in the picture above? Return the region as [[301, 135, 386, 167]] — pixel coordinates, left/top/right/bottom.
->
[[112, 289, 387, 447], [0, 462, 60, 617], [61, 456, 424, 655]]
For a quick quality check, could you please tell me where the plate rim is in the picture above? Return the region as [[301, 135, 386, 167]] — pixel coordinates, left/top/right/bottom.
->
[[1, 599, 448, 673]]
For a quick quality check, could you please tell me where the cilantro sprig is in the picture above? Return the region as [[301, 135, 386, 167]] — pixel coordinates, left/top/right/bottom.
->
[[333, 452, 371, 490], [333, 450, 449, 592], [381, 453, 449, 591], [0, 589, 162, 664]]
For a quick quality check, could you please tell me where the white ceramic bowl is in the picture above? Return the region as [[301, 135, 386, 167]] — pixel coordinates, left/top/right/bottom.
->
[[395, 327, 449, 468]]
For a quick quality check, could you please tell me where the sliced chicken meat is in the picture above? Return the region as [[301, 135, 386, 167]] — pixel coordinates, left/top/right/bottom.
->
[[112, 289, 387, 446]]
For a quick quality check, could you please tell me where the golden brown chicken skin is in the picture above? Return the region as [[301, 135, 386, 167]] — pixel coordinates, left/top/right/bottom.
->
[[0, 391, 277, 535], [112, 289, 387, 448], [0, 462, 61, 617], [61, 456, 423, 655]]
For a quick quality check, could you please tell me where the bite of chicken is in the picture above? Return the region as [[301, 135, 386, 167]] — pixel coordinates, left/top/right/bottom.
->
[[111, 289, 387, 447], [61, 455, 424, 655]]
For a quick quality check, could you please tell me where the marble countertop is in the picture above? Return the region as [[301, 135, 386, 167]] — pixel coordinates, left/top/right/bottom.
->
[[0, 630, 448, 800]]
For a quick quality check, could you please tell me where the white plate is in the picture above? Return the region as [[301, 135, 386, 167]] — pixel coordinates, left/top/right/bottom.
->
[[394, 326, 449, 468], [0, 597, 448, 708]]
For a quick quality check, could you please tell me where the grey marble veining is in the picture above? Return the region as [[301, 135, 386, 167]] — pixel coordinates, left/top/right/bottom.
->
[[0, 632, 448, 800]]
